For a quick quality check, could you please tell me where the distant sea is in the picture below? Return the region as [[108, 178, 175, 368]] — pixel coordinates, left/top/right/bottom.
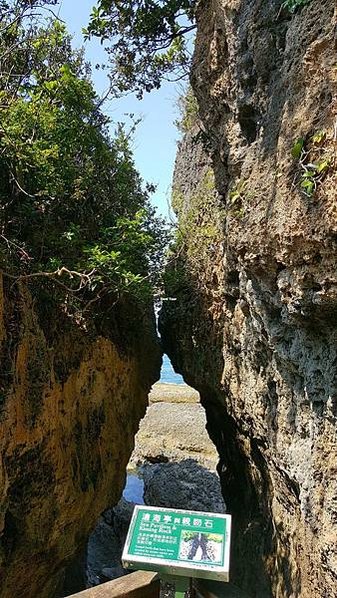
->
[[160, 354, 185, 385]]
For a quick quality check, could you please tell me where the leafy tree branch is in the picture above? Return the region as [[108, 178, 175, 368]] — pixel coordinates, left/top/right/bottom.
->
[[0, 9, 169, 315], [85, 0, 197, 97]]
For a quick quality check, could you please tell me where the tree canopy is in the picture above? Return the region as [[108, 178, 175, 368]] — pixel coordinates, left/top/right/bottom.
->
[[85, 0, 197, 98], [0, 2, 167, 314]]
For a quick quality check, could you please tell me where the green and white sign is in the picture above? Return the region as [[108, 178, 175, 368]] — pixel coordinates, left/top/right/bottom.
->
[[122, 505, 231, 582]]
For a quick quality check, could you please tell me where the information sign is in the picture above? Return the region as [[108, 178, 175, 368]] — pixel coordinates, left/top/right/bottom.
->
[[122, 505, 231, 582]]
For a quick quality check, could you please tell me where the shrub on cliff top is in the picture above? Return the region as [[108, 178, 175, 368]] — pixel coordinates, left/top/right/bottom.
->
[[0, 10, 167, 310]]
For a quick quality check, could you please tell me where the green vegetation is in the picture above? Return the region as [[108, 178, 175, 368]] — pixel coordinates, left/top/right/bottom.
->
[[228, 180, 247, 219], [282, 0, 311, 13], [162, 263, 190, 297], [85, 0, 197, 97], [176, 170, 221, 268], [291, 131, 331, 197], [175, 87, 199, 134], [291, 138, 305, 160], [0, 4, 167, 312], [165, 169, 223, 297]]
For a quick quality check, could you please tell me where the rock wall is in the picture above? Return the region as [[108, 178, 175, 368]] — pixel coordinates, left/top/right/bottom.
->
[[0, 273, 160, 598], [160, 1, 337, 596]]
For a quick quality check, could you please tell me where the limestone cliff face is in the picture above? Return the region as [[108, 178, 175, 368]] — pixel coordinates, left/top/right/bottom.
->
[[160, 1, 337, 596], [0, 274, 160, 598]]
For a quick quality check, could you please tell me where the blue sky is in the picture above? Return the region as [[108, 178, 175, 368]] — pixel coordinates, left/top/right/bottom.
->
[[57, 0, 182, 219]]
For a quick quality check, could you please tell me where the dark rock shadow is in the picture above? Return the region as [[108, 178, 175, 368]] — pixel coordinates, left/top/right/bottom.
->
[[142, 458, 225, 514]]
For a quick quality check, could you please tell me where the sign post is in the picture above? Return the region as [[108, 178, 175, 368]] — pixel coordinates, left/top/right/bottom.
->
[[122, 505, 231, 598]]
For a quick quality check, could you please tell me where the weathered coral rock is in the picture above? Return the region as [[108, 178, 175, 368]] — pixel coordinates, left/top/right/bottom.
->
[[161, 1, 337, 596], [0, 274, 160, 598], [129, 401, 218, 471]]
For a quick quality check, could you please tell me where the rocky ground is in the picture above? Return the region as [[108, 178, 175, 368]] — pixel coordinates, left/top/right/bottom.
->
[[149, 382, 200, 403]]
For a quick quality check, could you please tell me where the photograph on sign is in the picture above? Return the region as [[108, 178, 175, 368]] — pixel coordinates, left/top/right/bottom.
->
[[179, 531, 223, 564], [122, 505, 231, 582]]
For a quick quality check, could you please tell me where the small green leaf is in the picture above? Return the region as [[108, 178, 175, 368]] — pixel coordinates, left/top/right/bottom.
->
[[311, 130, 326, 145], [300, 179, 314, 195], [282, 0, 312, 13], [291, 138, 305, 160], [230, 191, 240, 204], [316, 160, 329, 174]]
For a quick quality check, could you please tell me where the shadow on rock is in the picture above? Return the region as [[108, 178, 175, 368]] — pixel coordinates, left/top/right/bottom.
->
[[86, 498, 135, 587]]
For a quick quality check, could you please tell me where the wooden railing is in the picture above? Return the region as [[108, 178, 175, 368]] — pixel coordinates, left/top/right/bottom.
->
[[66, 570, 243, 598], [67, 571, 160, 598]]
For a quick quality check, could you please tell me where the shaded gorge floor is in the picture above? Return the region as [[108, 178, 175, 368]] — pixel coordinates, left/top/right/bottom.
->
[[85, 382, 224, 589], [62, 356, 225, 595]]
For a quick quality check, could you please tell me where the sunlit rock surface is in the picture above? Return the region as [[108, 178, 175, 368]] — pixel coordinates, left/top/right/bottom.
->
[[161, 1, 337, 596], [0, 274, 160, 597]]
